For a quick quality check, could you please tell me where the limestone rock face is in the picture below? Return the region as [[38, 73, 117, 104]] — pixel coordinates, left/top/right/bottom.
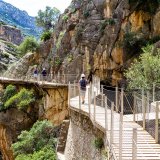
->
[[0, 24, 23, 74], [4, 38, 54, 79], [0, 25, 23, 45], [0, 107, 38, 160], [4, 52, 40, 78], [5, 0, 160, 86], [0, 82, 68, 160], [44, 87, 68, 125], [153, 11, 160, 35], [55, 1, 160, 85]]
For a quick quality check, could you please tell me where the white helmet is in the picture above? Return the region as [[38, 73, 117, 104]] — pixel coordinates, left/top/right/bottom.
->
[[81, 73, 85, 78]]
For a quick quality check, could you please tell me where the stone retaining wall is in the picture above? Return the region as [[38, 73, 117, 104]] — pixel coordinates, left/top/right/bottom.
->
[[65, 110, 108, 160]]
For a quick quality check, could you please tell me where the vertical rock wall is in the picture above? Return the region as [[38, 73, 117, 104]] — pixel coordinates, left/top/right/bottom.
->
[[44, 87, 69, 125], [0, 25, 23, 45], [0, 125, 14, 160]]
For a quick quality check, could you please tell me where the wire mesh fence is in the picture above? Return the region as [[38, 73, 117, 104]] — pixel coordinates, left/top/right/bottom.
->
[[69, 80, 160, 159], [0, 74, 78, 84]]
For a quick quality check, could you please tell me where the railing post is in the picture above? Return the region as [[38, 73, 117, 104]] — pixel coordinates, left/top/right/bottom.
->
[[105, 96, 108, 131], [101, 85, 104, 107], [90, 82, 93, 101], [119, 88, 124, 160], [58, 72, 60, 82], [64, 74, 66, 84], [155, 102, 159, 143], [142, 89, 146, 130], [146, 91, 150, 120], [96, 77, 98, 95], [68, 82, 71, 107], [38, 74, 40, 81], [132, 128, 137, 160], [153, 83, 155, 102], [79, 87, 81, 110], [88, 86, 91, 117], [73, 80, 76, 97], [98, 77, 100, 95], [119, 112, 123, 160], [133, 92, 136, 122], [115, 86, 118, 112], [121, 88, 124, 114], [110, 102, 114, 145], [94, 91, 96, 121]]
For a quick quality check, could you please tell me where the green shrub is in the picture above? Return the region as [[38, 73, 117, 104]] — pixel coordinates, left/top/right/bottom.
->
[[0, 85, 36, 111], [54, 57, 62, 66], [3, 53, 9, 58], [56, 30, 66, 49], [125, 45, 160, 89], [67, 54, 73, 63], [62, 15, 69, 22], [83, 10, 90, 18], [17, 37, 39, 56], [12, 120, 57, 159], [0, 21, 6, 25], [2, 85, 17, 106], [123, 32, 147, 58], [4, 88, 35, 110], [40, 31, 51, 42], [93, 137, 104, 149], [15, 146, 57, 160], [100, 18, 115, 32], [70, 8, 76, 13]]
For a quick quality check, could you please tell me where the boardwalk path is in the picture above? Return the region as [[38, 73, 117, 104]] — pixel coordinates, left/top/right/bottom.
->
[[70, 89, 160, 160]]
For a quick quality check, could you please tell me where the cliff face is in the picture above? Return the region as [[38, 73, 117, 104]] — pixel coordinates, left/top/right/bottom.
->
[[0, 82, 68, 160], [0, 24, 22, 74], [5, 0, 160, 85], [0, 24, 23, 45], [53, 0, 160, 85], [0, 0, 42, 37]]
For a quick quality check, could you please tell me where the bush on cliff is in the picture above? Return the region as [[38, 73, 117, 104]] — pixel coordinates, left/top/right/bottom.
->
[[0, 85, 35, 111], [12, 120, 57, 160], [17, 37, 39, 56], [4, 88, 35, 110], [2, 84, 17, 104], [125, 45, 160, 89], [40, 31, 52, 42]]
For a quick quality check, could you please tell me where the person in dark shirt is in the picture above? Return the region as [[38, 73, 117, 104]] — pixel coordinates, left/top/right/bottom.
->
[[33, 67, 38, 80], [79, 74, 87, 104], [42, 68, 47, 81]]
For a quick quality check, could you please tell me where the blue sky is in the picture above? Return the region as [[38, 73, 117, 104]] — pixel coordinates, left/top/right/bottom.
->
[[3, 0, 72, 16]]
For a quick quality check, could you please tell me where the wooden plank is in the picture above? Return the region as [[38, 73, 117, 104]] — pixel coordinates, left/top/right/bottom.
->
[[70, 87, 160, 160]]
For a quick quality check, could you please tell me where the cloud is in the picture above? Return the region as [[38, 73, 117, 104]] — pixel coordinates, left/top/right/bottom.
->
[[3, 0, 72, 16]]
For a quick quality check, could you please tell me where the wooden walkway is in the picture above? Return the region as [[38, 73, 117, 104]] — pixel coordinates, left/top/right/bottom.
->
[[70, 93, 160, 160]]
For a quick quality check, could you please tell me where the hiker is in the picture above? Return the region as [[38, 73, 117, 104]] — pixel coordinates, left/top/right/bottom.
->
[[42, 68, 47, 81], [79, 73, 87, 104], [33, 67, 38, 80]]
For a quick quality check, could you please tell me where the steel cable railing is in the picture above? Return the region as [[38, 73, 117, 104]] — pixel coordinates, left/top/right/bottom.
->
[[0, 74, 79, 84], [69, 79, 160, 159]]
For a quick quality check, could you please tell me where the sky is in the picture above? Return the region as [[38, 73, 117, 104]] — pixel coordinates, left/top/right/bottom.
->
[[3, 0, 72, 17]]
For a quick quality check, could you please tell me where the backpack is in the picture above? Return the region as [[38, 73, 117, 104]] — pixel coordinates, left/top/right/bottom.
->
[[34, 69, 38, 74], [80, 79, 87, 90], [42, 70, 47, 76]]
